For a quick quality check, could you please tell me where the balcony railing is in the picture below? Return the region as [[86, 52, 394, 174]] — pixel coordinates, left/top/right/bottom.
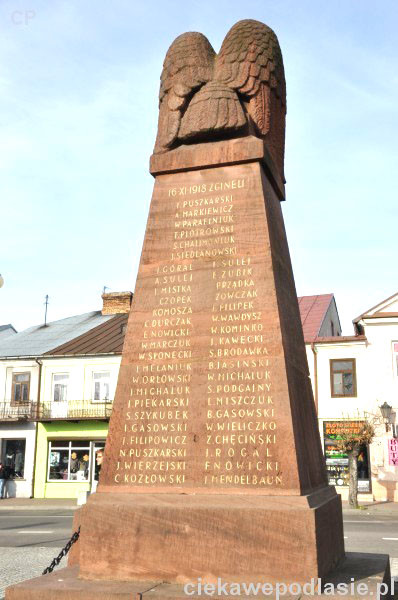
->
[[38, 399, 113, 420], [0, 401, 39, 421], [0, 399, 113, 421]]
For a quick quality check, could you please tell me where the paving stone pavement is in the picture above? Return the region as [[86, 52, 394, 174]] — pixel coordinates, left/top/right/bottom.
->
[[0, 550, 397, 599], [0, 546, 63, 599]]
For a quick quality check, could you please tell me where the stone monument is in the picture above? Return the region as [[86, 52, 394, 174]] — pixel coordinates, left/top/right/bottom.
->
[[7, 19, 393, 600]]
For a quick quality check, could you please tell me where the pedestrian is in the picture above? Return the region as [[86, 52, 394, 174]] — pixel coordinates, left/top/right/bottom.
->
[[81, 454, 90, 480], [95, 449, 104, 481], [357, 450, 367, 480], [0, 462, 7, 499], [2, 464, 14, 498], [70, 452, 79, 480]]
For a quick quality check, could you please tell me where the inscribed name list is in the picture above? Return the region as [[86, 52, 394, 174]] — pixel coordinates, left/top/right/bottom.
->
[[113, 163, 290, 491]]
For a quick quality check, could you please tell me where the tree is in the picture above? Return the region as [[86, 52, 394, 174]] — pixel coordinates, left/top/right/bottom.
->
[[336, 420, 375, 508]]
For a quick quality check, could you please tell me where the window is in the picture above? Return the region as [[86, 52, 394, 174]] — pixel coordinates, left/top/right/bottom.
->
[[393, 343, 398, 377], [48, 440, 91, 482], [330, 359, 357, 397], [92, 372, 110, 402], [12, 373, 30, 404], [2, 439, 25, 478], [53, 373, 69, 402]]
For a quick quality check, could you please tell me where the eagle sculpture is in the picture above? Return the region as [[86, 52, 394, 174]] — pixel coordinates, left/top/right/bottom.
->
[[154, 19, 286, 178]]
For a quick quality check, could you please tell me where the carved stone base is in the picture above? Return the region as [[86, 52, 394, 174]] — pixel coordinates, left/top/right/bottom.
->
[[72, 489, 344, 583], [59, 488, 345, 585]]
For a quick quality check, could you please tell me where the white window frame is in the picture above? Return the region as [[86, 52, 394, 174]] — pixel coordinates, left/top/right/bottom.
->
[[393, 342, 398, 378], [91, 371, 111, 403], [52, 373, 69, 403]]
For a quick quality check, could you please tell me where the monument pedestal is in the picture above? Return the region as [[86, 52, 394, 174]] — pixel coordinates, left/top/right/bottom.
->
[[73, 487, 344, 583]]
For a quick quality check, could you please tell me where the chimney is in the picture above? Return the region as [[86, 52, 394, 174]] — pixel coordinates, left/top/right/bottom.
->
[[101, 291, 133, 315]]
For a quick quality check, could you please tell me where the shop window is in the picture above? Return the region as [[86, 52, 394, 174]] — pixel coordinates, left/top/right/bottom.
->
[[48, 447, 70, 480], [2, 439, 25, 478], [47, 441, 98, 482], [92, 372, 110, 402], [11, 373, 30, 404], [71, 440, 90, 447], [330, 359, 357, 397], [52, 373, 69, 402]]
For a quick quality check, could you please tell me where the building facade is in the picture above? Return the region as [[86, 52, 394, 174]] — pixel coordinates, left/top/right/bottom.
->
[[0, 358, 40, 497], [32, 354, 121, 499], [0, 292, 130, 498], [306, 292, 398, 502]]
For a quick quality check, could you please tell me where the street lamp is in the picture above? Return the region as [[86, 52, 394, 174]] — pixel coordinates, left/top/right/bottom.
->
[[379, 402, 397, 437], [380, 401, 393, 423]]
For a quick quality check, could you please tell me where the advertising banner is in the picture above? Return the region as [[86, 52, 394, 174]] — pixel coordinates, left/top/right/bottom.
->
[[323, 421, 370, 492]]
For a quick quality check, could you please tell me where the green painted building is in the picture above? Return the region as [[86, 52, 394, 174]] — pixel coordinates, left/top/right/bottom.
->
[[33, 421, 109, 498], [31, 298, 130, 499]]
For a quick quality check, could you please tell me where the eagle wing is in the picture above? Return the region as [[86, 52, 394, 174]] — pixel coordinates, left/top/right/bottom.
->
[[215, 19, 286, 135], [154, 32, 215, 152]]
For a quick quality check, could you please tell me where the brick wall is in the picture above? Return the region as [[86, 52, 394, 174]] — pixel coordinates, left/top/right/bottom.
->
[[101, 292, 133, 315]]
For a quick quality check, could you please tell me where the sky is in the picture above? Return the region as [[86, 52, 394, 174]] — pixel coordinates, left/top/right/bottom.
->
[[0, 0, 397, 335]]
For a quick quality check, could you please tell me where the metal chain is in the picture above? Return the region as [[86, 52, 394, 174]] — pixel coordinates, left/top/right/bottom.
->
[[42, 526, 81, 575]]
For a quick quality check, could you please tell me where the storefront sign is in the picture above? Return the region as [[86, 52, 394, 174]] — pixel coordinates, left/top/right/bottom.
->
[[388, 439, 398, 466], [324, 421, 365, 437], [323, 421, 370, 492]]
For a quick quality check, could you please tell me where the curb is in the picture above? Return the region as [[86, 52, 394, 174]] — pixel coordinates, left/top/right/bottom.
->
[[0, 502, 78, 511], [0, 506, 78, 511]]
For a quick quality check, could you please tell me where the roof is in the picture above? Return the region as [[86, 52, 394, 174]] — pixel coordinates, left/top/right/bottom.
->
[[353, 292, 398, 324], [0, 293, 347, 358], [46, 313, 128, 356], [297, 294, 334, 342], [0, 311, 114, 358], [314, 335, 367, 344], [0, 324, 17, 342], [0, 324, 17, 333]]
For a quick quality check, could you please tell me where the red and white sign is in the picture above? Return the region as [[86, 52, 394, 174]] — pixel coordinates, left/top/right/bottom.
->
[[388, 439, 398, 466]]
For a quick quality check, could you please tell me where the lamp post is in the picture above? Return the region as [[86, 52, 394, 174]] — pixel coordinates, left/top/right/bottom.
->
[[380, 401, 392, 422], [379, 402, 397, 437]]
